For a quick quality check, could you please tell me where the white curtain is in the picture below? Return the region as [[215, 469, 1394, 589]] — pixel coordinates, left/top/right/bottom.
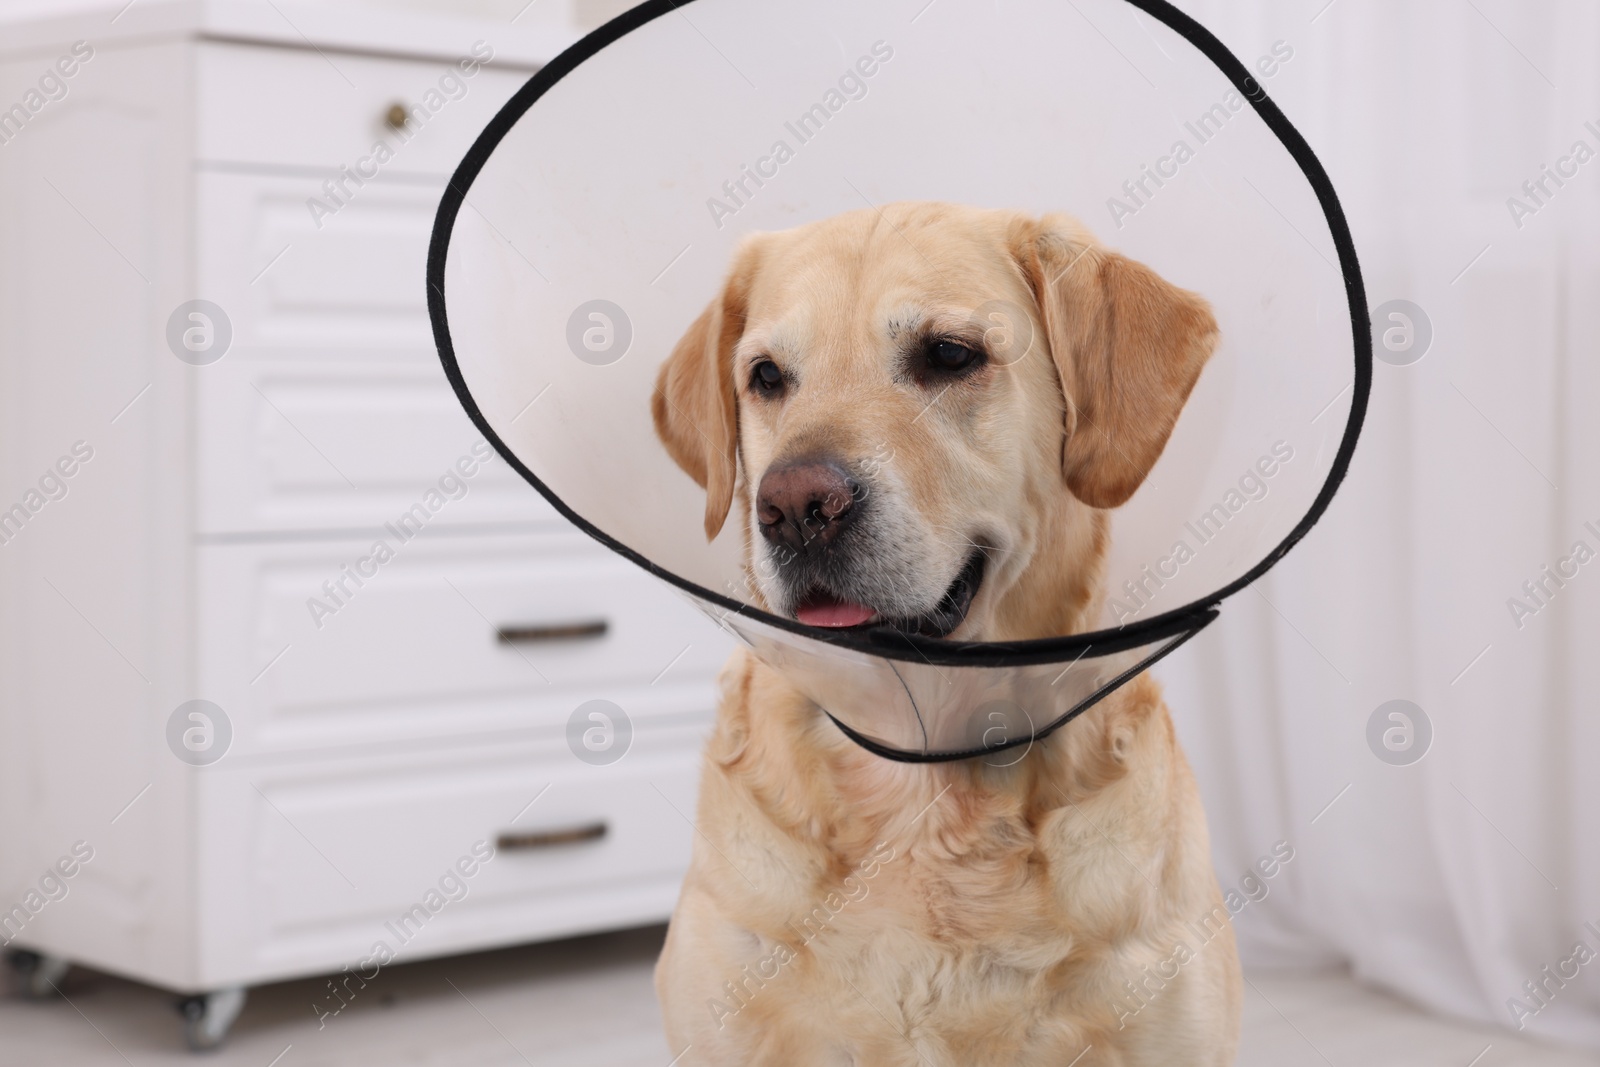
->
[[1158, 0, 1600, 1049]]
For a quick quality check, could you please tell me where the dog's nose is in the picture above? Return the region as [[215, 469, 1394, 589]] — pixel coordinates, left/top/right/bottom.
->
[[756, 460, 859, 553]]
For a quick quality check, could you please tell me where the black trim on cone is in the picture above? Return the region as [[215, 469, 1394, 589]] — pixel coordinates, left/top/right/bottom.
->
[[826, 609, 1217, 763]]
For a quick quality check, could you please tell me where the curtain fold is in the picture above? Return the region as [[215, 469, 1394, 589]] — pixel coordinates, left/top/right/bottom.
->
[[1157, 0, 1600, 1049]]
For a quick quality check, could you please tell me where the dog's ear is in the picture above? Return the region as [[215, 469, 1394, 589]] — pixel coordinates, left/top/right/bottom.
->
[[651, 239, 761, 540], [1017, 216, 1218, 509]]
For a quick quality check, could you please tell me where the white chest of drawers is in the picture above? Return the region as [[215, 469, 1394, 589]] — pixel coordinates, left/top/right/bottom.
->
[[0, 1, 724, 1042]]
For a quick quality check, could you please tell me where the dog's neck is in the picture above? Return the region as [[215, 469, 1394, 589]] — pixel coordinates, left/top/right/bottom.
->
[[718, 654, 1164, 867]]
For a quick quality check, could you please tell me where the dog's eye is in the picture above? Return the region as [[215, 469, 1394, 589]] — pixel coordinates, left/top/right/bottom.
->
[[750, 358, 785, 395], [925, 340, 983, 374]]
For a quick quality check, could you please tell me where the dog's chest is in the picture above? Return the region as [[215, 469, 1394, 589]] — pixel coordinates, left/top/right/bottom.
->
[[812, 796, 1080, 968], [766, 838, 1096, 1062]]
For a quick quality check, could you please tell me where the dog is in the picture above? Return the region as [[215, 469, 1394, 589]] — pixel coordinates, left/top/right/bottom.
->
[[650, 202, 1240, 1066]]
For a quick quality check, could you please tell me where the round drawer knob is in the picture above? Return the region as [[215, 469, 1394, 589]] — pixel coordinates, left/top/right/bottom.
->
[[384, 103, 409, 130]]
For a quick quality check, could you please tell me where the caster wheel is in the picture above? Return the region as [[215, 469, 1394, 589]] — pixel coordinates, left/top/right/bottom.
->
[[5, 949, 71, 998], [177, 986, 247, 1051]]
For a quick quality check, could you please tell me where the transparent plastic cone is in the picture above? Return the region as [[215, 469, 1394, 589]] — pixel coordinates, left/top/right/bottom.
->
[[431, 0, 1366, 759]]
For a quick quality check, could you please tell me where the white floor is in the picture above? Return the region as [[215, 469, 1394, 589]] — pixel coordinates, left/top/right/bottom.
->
[[2, 926, 1595, 1067]]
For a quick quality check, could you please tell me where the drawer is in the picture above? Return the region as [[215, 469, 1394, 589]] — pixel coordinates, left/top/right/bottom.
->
[[196, 171, 440, 360], [196, 532, 732, 757], [194, 729, 705, 982], [193, 172, 556, 532], [195, 360, 558, 533], [196, 41, 533, 174]]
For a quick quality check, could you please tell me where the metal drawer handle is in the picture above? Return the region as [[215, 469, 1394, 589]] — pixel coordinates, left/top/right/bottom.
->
[[497, 822, 608, 851], [496, 620, 609, 644], [384, 102, 409, 130]]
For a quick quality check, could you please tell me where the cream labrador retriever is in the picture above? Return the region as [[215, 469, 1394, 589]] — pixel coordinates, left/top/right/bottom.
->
[[651, 202, 1240, 1066]]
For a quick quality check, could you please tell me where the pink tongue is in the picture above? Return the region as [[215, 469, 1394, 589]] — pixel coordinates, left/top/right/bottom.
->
[[797, 598, 878, 628]]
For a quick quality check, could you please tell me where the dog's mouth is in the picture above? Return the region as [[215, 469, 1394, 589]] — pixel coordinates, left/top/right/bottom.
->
[[794, 550, 987, 639]]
